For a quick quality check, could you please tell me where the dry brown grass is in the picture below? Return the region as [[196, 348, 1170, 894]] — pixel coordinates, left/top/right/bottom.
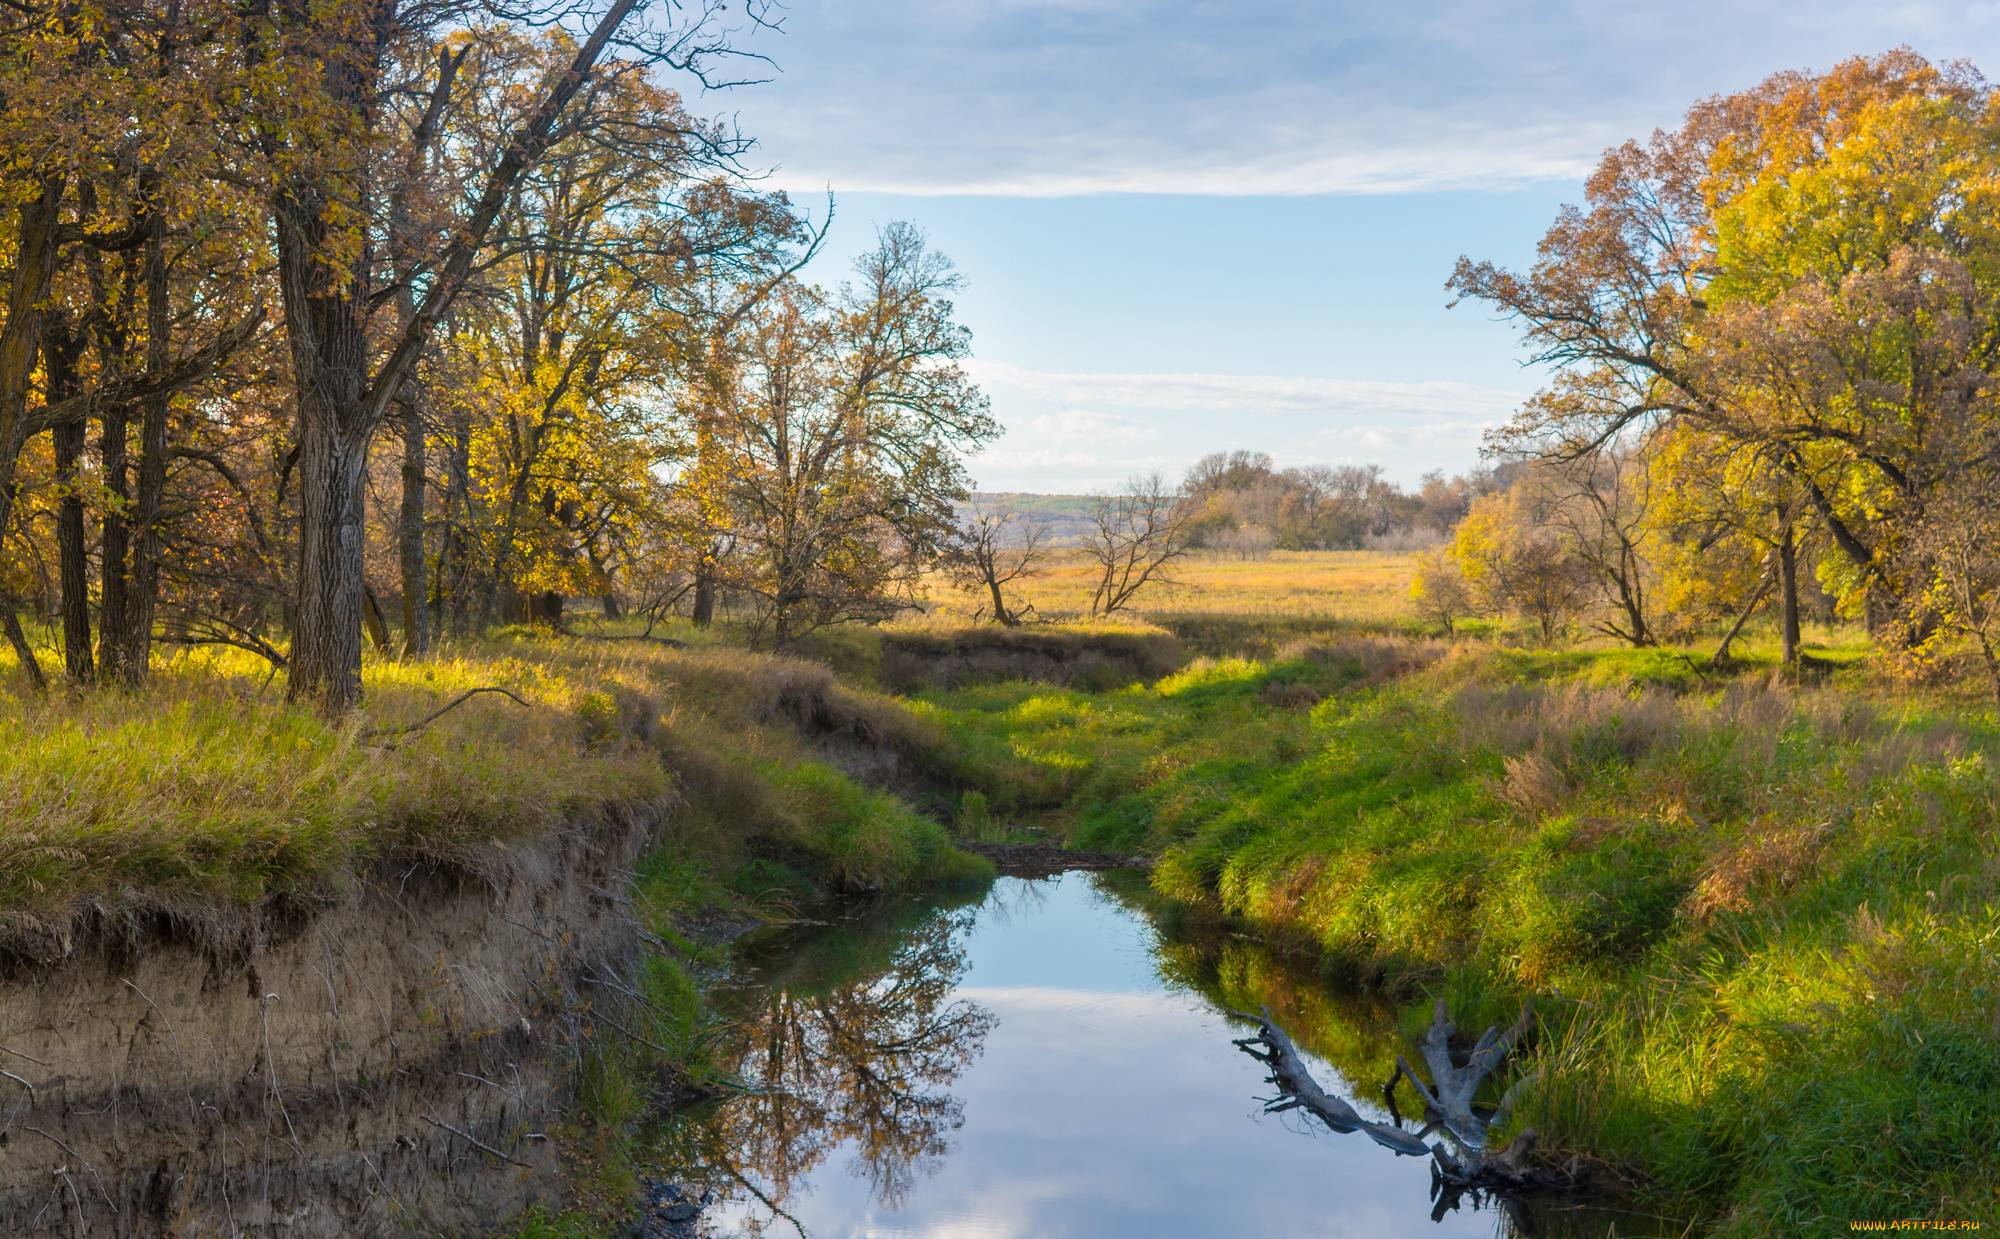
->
[[920, 548, 1418, 623], [1686, 818, 1832, 920]]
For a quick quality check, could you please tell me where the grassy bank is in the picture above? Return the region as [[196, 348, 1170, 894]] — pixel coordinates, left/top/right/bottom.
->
[[0, 629, 988, 947], [914, 624, 2000, 1230]]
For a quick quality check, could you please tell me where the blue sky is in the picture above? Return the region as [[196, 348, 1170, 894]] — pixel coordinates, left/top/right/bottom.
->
[[690, 1, 2000, 492]]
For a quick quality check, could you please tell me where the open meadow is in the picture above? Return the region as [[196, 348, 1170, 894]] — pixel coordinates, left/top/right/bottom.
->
[[920, 547, 1420, 624]]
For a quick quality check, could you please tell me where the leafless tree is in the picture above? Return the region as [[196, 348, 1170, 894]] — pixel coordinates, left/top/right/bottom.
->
[[947, 504, 1048, 626], [1083, 472, 1196, 617], [1538, 451, 1659, 647]]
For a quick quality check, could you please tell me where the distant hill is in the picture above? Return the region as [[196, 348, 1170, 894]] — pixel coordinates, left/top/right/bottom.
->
[[966, 493, 1096, 545]]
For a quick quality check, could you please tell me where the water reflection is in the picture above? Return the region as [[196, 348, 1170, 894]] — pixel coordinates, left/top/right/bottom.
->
[[651, 895, 994, 1231], [654, 876, 1677, 1239]]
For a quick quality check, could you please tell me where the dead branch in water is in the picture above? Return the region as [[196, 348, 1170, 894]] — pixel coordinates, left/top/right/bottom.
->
[[1231, 998, 1590, 1208], [1231, 1006, 1429, 1156]]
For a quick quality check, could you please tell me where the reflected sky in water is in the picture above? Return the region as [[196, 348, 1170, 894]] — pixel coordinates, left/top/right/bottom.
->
[[701, 875, 1499, 1239]]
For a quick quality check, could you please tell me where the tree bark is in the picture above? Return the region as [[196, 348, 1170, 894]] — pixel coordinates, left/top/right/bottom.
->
[[45, 317, 94, 684], [690, 570, 715, 626], [1777, 523, 1801, 667], [98, 395, 130, 681], [397, 399, 428, 657], [279, 0, 643, 712], [0, 175, 68, 571], [120, 219, 173, 686]]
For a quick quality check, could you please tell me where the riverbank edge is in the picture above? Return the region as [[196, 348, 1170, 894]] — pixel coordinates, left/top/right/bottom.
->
[[0, 798, 675, 1236]]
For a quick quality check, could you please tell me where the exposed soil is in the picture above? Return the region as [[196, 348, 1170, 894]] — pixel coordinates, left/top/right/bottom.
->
[[0, 804, 670, 1237]]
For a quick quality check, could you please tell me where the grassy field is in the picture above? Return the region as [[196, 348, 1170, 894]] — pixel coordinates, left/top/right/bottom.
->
[[920, 547, 1418, 623]]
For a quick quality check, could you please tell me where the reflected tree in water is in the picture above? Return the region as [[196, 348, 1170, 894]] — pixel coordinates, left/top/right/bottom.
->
[[664, 906, 995, 1228]]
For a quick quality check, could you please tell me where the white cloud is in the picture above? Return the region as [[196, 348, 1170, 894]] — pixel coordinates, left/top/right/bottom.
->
[[1023, 408, 1156, 444], [715, 0, 2000, 197], [971, 361, 1526, 420]]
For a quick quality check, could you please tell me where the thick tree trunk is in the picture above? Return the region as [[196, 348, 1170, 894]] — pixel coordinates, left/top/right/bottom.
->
[[288, 378, 371, 709], [46, 319, 93, 684], [1777, 524, 1801, 667], [0, 175, 68, 573], [276, 178, 375, 711], [691, 568, 716, 626], [398, 400, 428, 657]]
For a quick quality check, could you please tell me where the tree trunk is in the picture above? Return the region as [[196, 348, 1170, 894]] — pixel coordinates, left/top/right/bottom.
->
[[398, 400, 428, 657], [46, 319, 93, 684], [0, 175, 68, 587], [288, 380, 371, 709], [441, 410, 471, 636], [2, 597, 46, 695], [53, 414, 92, 684], [987, 576, 1015, 626], [276, 181, 374, 712], [98, 397, 130, 682], [691, 563, 716, 627], [1777, 524, 1801, 667], [120, 221, 172, 687], [362, 581, 392, 653]]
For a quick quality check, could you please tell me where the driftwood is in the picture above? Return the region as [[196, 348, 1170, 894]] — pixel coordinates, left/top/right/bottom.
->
[[1232, 998, 1588, 1214], [1231, 1007, 1429, 1156]]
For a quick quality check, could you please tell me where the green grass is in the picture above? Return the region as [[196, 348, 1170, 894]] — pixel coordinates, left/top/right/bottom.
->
[[915, 624, 2000, 1228]]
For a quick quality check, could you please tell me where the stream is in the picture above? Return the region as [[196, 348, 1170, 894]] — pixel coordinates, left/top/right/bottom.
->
[[643, 872, 1679, 1239]]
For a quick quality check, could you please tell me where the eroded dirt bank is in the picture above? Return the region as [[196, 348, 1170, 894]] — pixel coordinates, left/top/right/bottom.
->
[[0, 803, 668, 1237]]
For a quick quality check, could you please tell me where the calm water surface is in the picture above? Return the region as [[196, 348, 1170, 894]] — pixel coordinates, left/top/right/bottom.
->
[[657, 874, 1653, 1239]]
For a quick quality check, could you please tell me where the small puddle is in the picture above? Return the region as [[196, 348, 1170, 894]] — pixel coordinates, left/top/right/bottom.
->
[[646, 874, 1679, 1238]]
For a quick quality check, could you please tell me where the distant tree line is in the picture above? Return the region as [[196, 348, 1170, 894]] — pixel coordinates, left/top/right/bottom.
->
[[1177, 450, 1511, 554]]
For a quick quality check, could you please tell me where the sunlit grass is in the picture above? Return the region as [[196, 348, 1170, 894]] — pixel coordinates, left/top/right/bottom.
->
[[0, 626, 986, 921]]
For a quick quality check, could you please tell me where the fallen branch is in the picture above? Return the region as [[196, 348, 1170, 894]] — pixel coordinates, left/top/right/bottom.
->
[[1230, 1007, 1430, 1156], [1711, 565, 1775, 664], [420, 1115, 532, 1168], [363, 687, 532, 746], [554, 621, 687, 648], [1396, 995, 1536, 1153]]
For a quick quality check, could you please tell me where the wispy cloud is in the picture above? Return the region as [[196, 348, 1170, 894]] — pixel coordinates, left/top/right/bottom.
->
[[1023, 408, 1157, 444], [969, 361, 1526, 420], [722, 1, 2000, 197]]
